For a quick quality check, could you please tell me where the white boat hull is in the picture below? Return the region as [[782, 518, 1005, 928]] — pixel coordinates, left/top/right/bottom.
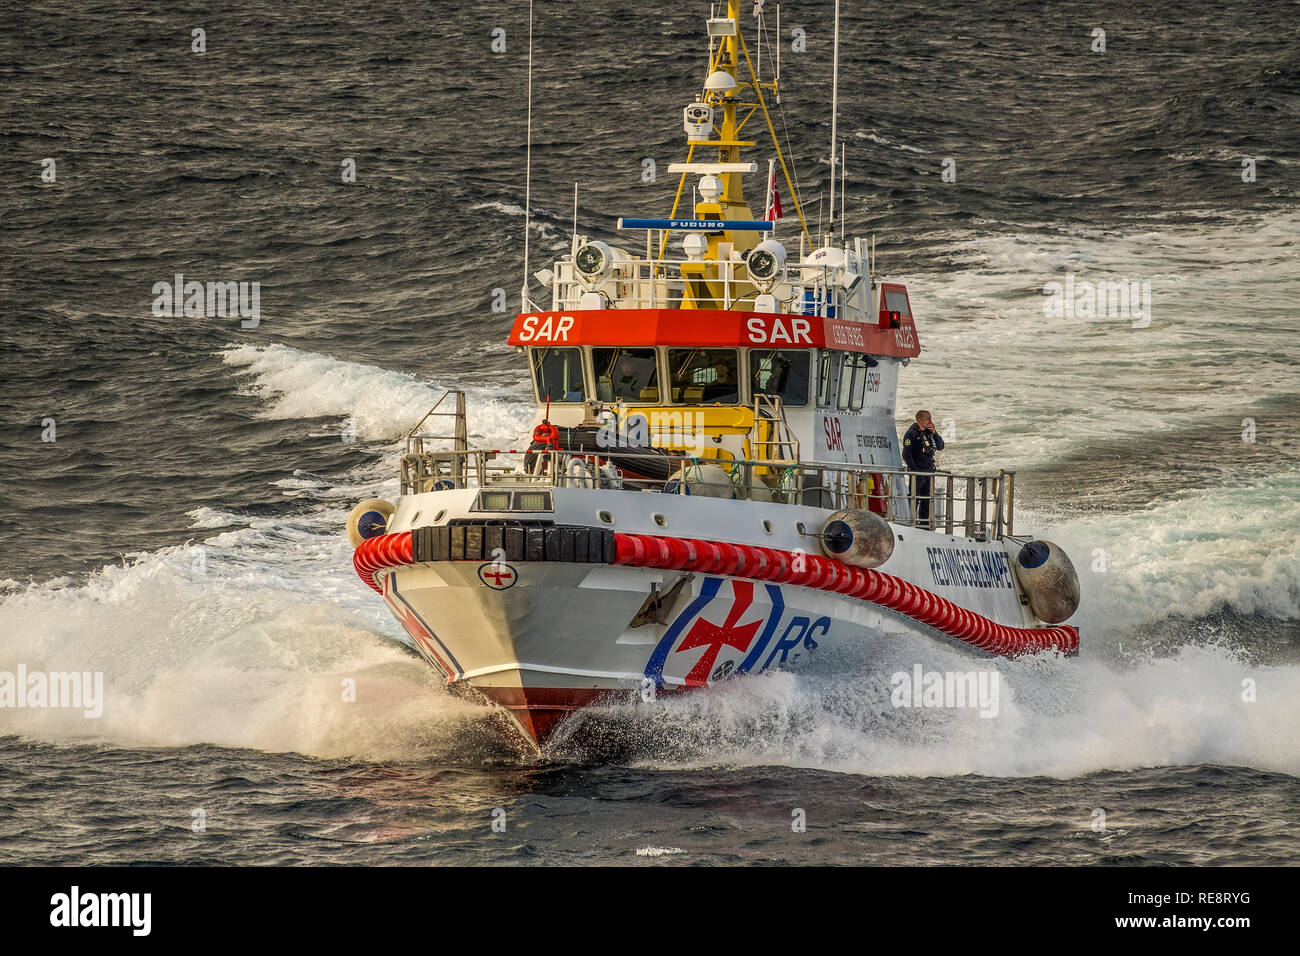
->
[[367, 488, 1045, 747]]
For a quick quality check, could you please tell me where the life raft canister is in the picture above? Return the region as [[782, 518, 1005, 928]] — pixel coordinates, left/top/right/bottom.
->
[[867, 472, 888, 515]]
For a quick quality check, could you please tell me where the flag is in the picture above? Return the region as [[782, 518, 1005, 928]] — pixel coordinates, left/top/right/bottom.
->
[[765, 168, 783, 221]]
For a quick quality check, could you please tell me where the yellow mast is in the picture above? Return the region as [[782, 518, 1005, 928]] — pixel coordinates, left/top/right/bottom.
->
[[716, 0, 748, 225], [673, 0, 812, 307]]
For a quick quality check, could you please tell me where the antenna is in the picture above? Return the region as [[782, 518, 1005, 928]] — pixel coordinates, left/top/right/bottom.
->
[[572, 181, 578, 243], [764, 157, 775, 239], [776, 3, 781, 103], [840, 141, 846, 244], [828, 0, 840, 240], [521, 0, 535, 311]]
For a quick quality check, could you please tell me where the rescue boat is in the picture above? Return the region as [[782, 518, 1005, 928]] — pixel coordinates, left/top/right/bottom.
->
[[346, 2, 1082, 750]]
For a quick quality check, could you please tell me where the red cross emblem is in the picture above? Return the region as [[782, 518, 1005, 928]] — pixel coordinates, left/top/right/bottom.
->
[[675, 580, 763, 685], [478, 562, 517, 590]]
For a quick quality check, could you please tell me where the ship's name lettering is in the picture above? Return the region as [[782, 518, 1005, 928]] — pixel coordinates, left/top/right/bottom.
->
[[517, 314, 575, 342], [926, 546, 1014, 590], [823, 416, 844, 451], [746, 316, 812, 345], [826, 323, 865, 349]]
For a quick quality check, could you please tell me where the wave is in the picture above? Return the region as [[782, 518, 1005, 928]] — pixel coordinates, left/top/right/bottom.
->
[[219, 342, 533, 445], [1037, 467, 1300, 634], [1, 464, 1294, 773], [897, 208, 1300, 475], [557, 637, 1300, 778], [1, 292, 1293, 774]]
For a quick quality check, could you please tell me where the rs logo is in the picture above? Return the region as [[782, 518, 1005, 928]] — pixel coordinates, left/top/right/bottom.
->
[[644, 578, 830, 688]]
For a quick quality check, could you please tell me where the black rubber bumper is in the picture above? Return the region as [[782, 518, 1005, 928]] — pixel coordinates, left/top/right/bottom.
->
[[410, 521, 617, 564]]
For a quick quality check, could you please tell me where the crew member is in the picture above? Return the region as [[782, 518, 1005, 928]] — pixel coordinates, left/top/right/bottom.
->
[[703, 356, 739, 402], [902, 409, 945, 528]]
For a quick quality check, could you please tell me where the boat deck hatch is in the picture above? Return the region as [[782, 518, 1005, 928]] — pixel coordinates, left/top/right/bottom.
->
[[471, 490, 554, 513]]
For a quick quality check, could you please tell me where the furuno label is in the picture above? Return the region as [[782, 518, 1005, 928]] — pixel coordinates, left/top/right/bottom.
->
[[926, 546, 1014, 590], [645, 578, 829, 687]]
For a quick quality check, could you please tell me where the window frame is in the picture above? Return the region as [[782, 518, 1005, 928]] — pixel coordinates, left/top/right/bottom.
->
[[591, 346, 662, 405], [749, 348, 812, 408], [667, 347, 742, 405], [529, 346, 587, 404], [837, 353, 872, 412], [816, 350, 835, 408]]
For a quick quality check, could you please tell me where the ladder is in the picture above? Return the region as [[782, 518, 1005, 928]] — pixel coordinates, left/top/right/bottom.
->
[[748, 394, 800, 465], [404, 390, 469, 489]]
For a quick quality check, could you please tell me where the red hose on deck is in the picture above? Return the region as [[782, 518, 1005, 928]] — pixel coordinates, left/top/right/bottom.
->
[[352, 529, 1078, 657], [612, 533, 1078, 658]]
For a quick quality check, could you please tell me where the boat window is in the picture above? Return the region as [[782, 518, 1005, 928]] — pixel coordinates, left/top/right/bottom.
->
[[838, 353, 871, 411], [817, 351, 834, 407], [668, 348, 739, 404], [750, 350, 810, 407], [884, 290, 910, 315], [531, 347, 585, 403], [593, 347, 660, 403]]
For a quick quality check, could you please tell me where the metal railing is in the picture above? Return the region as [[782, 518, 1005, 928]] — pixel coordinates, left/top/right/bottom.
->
[[402, 390, 469, 485], [550, 256, 859, 317], [399, 446, 1016, 540]]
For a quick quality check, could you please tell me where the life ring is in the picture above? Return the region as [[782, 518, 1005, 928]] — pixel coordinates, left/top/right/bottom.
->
[[533, 421, 560, 448]]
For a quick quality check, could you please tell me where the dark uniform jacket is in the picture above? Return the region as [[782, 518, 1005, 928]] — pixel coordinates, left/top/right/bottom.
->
[[902, 423, 944, 472]]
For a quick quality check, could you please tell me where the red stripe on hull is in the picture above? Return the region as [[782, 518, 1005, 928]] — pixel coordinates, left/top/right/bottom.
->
[[475, 687, 610, 746]]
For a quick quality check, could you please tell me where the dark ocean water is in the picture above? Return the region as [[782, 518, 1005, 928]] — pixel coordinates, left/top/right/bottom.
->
[[0, 0, 1297, 865]]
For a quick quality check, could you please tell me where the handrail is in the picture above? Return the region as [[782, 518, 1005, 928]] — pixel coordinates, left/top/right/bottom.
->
[[398, 445, 1016, 540], [548, 255, 859, 316], [404, 389, 468, 457]]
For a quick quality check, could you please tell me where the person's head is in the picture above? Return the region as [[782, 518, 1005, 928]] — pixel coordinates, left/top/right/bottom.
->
[[916, 410, 933, 430], [714, 360, 733, 382]]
